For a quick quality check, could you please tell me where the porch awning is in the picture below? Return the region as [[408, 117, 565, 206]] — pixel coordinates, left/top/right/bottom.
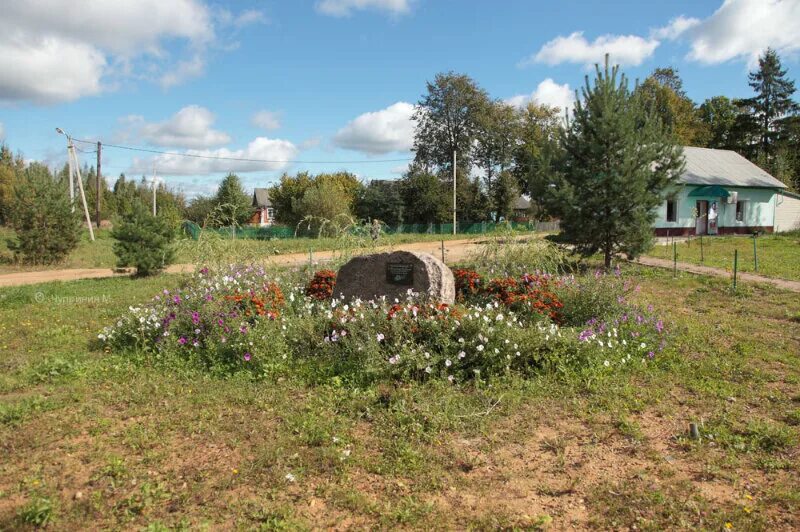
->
[[688, 184, 730, 198]]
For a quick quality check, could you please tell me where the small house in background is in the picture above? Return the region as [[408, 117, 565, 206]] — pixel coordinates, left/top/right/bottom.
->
[[512, 196, 531, 221], [655, 147, 793, 236], [250, 188, 274, 226]]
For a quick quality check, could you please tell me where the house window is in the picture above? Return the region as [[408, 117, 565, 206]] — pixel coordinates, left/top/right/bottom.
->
[[735, 200, 746, 222], [666, 199, 677, 222], [267, 207, 275, 220]]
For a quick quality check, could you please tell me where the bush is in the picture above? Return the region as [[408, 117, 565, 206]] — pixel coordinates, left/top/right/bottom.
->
[[5, 163, 82, 265], [111, 204, 176, 276]]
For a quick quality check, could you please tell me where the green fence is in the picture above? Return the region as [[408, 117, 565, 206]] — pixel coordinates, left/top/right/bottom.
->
[[182, 220, 559, 241]]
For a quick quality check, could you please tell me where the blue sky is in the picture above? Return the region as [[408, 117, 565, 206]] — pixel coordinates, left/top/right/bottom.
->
[[1, 0, 798, 198]]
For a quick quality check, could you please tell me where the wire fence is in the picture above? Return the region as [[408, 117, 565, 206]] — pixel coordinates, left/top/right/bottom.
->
[[182, 220, 560, 241]]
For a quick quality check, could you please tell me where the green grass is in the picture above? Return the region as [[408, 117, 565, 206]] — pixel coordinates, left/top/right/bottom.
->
[[645, 232, 800, 281], [0, 225, 531, 274], [0, 266, 798, 529]]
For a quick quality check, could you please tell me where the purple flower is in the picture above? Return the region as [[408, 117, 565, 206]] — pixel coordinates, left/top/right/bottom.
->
[[173, 295, 181, 304], [655, 320, 664, 333], [244, 352, 252, 362], [239, 325, 247, 334], [578, 329, 593, 342], [617, 296, 625, 304], [178, 336, 187, 345], [200, 267, 209, 275], [192, 311, 200, 325], [648, 351, 655, 359]]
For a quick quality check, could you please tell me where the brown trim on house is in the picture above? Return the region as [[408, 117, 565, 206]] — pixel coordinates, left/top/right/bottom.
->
[[654, 226, 774, 237], [718, 226, 773, 235]]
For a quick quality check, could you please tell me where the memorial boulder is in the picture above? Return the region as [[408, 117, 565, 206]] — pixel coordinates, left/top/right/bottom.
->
[[335, 251, 455, 304]]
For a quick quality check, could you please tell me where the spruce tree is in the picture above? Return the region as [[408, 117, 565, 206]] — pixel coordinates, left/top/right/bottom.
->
[[551, 56, 684, 268], [744, 48, 799, 159], [213, 173, 252, 226]]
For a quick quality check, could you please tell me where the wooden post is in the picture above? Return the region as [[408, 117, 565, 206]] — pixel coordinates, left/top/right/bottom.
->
[[733, 249, 738, 291], [309, 248, 313, 269], [673, 241, 677, 278], [700, 235, 704, 263], [441, 240, 445, 263], [96, 141, 102, 228], [752, 233, 758, 273]]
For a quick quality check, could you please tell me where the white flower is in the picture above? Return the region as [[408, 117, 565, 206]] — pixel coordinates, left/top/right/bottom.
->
[[376, 333, 385, 342], [447, 375, 454, 383], [476, 345, 485, 352], [445, 359, 452, 367], [425, 366, 432, 374], [515, 351, 521, 357], [458, 351, 466, 359], [285, 473, 296, 482], [640, 342, 647, 349], [458, 337, 465, 343], [603, 360, 610, 367]]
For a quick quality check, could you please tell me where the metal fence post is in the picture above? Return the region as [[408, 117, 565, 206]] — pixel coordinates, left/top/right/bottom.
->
[[700, 235, 704, 263], [673, 241, 677, 278], [752, 233, 758, 273], [733, 249, 738, 291]]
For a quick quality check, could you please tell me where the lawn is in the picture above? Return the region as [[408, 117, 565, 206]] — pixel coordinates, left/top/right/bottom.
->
[[0, 225, 533, 274], [1, 263, 798, 529], [645, 232, 800, 281]]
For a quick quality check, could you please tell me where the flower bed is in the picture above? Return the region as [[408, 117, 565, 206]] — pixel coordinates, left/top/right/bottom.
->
[[99, 265, 669, 384]]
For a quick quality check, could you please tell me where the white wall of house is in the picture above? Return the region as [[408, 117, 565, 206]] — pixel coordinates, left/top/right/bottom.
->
[[654, 186, 777, 231], [775, 192, 800, 232]]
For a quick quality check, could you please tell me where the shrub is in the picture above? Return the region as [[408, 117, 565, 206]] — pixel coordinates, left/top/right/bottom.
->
[[5, 163, 82, 265], [306, 270, 337, 300], [111, 204, 176, 276]]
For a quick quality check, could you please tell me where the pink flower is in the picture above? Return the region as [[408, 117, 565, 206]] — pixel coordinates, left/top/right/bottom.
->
[[244, 352, 252, 362]]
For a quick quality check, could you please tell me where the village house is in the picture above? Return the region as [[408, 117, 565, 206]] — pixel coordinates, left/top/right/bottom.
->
[[654, 147, 798, 236], [250, 188, 274, 226]]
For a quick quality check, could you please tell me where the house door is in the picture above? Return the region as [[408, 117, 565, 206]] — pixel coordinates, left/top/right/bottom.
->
[[696, 200, 708, 235]]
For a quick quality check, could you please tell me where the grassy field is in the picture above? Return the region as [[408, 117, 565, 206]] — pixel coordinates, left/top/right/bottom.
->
[[1, 266, 798, 529], [646, 232, 800, 281], [0, 226, 510, 274]]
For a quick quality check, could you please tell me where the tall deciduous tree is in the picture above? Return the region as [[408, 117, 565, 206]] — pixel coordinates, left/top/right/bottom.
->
[[474, 100, 518, 213], [401, 164, 449, 224], [550, 57, 685, 268], [635, 67, 709, 146], [413, 72, 489, 172], [698, 96, 740, 149]]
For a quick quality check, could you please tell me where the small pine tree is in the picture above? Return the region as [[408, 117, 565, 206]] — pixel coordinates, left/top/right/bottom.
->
[[550, 56, 685, 268], [6, 163, 82, 265], [112, 204, 176, 276]]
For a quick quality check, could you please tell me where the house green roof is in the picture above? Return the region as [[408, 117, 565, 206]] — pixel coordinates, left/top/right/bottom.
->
[[680, 147, 787, 189]]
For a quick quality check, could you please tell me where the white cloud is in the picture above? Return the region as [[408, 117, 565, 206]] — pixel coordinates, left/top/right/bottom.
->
[[506, 79, 574, 113], [316, 0, 411, 17], [251, 110, 282, 130], [0, 36, 106, 103], [526, 31, 659, 67], [0, 1, 257, 104], [159, 55, 206, 89], [333, 102, 415, 154], [216, 8, 268, 28], [661, 0, 800, 65], [130, 137, 298, 176], [128, 106, 231, 149], [651, 15, 700, 40]]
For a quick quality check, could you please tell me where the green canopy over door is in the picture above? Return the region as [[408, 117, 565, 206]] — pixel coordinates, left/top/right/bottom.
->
[[688, 185, 730, 198]]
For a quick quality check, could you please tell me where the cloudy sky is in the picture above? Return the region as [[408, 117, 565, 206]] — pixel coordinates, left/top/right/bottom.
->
[[1, 0, 799, 197]]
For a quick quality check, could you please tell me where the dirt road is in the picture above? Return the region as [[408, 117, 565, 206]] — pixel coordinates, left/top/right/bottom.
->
[[0, 237, 490, 288]]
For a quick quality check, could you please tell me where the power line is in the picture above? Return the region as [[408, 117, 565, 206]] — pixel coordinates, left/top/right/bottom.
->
[[71, 137, 413, 164]]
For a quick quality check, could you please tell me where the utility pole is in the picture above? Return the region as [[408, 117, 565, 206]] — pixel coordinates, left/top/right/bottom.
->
[[56, 127, 94, 241], [452, 150, 457, 235], [152, 164, 157, 216], [96, 141, 102, 228]]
